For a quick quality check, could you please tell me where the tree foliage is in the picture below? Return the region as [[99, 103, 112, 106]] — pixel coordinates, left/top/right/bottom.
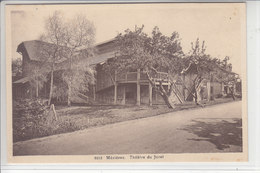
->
[[41, 11, 96, 106], [103, 26, 185, 108], [12, 58, 23, 78], [183, 38, 238, 103], [186, 39, 237, 84], [105, 25, 184, 76], [104, 26, 238, 108]]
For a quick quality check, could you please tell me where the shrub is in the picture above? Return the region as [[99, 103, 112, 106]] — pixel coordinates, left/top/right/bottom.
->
[[13, 99, 80, 142], [215, 94, 223, 98]]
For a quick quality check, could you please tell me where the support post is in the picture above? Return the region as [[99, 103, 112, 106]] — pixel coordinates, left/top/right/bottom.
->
[[233, 83, 236, 94], [44, 83, 47, 98], [155, 89, 158, 103], [114, 70, 117, 105], [149, 82, 152, 106], [137, 69, 141, 106], [221, 82, 224, 95], [93, 85, 96, 101], [36, 78, 39, 98], [114, 84, 117, 105], [207, 81, 211, 101], [122, 85, 126, 105], [30, 87, 33, 98]]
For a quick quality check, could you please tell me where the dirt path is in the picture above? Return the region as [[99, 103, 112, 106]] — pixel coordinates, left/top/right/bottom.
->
[[13, 101, 242, 155]]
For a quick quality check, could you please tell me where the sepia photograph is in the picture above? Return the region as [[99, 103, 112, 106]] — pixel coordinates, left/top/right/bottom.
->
[[5, 2, 247, 162]]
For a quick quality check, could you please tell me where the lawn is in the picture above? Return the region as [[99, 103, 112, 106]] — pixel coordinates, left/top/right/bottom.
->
[[13, 97, 236, 142], [56, 97, 236, 129]]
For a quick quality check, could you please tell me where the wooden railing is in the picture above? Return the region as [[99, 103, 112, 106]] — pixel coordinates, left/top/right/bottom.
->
[[152, 72, 169, 82], [117, 71, 169, 83], [96, 70, 169, 92]]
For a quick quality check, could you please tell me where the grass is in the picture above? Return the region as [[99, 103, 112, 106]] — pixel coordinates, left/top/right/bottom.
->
[[55, 97, 237, 130], [13, 97, 237, 142]]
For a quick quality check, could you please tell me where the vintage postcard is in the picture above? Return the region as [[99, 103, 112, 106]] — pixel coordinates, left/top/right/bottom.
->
[[5, 2, 247, 163]]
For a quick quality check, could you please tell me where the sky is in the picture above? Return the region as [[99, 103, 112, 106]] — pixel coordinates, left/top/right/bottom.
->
[[8, 3, 246, 74]]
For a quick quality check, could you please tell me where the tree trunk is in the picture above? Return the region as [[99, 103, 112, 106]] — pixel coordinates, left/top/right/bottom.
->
[[67, 81, 72, 107], [50, 104, 58, 121], [136, 69, 141, 106], [230, 86, 235, 100], [145, 71, 175, 109], [36, 78, 39, 98], [67, 55, 72, 107], [194, 85, 198, 105], [48, 69, 54, 106]]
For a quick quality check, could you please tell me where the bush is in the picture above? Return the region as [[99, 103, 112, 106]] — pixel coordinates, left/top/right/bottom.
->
[[215, 94, 223, 98], [13, 99, 80, 142], [235, 93, 242, 98]]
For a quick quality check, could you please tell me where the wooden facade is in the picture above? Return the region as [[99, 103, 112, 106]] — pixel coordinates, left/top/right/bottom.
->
[[181, 63, 225, 102], [14, 39, 233, 105], [92, 39, 176, 105], [93, 40, 226, 105], [95, 63, 170, 105], [14, 41, 50, 99]]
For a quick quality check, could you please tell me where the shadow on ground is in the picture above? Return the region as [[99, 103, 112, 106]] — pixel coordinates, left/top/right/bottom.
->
[[180, 118, 242, 150]]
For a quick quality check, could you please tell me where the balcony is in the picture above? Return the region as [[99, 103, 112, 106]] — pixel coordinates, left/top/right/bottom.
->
[[96, 70, 170, 92], [116, 71, 169, 83]]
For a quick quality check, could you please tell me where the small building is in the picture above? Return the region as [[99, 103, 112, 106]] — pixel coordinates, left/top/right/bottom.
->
[[14, 40, 54, 99], [14, 40, 82, 102], [181, 62, 224, 102]]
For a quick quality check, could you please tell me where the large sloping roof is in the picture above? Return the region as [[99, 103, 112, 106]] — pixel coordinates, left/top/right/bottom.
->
[[89, 50, 117, 65], [17, 39, 117, 65], [181, 62, 237, 76], [90, 39, 117, 65], [17, 40, 56, 62]]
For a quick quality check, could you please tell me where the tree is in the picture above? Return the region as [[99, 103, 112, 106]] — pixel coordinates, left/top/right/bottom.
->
[[61, 15, 95, 106], [183, 38, 237, 104], [12, 58, 48, 98], [103, 26, 185, 108], [29, 68, 48, 98], [41, 11, 96, 106], [40, 11, 67, 105], [181, 38, 213, 105], [12, 58, 22, 78], [213, 56, 239, 100]]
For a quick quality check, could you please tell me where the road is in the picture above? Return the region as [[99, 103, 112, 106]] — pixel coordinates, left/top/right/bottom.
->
[[13, 101, 243, 155]]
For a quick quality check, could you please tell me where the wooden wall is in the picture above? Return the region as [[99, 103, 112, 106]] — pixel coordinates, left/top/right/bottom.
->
[[96, 64, 115, 92]]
